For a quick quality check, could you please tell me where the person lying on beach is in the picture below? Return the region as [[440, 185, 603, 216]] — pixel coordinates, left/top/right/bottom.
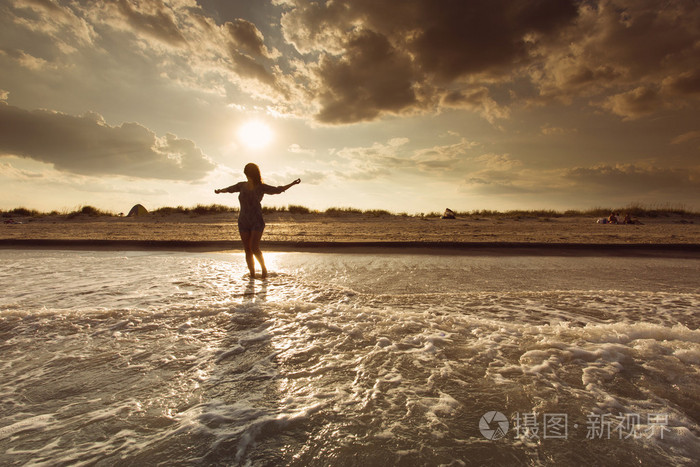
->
[[215, 163, 301, 279], [608, 212, 619, 224], [622, 213, 643, 225]]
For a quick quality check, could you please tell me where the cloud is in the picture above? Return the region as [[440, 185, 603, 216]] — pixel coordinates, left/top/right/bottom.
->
[[296, 170, 326, 185], [462, 161, 700, 202], [532, 0, 700, 113], [412, 139, 478, 172], [222, 18, 282, 90], [277, 0, 348, 55], [601, 86, 661, 120], [460, 153, 539, 196], [228, 49, 277, 87], [280, 0, 578, 78], [278, 0, 700, 123], [274, 168, 326, 185], [9, 0, 95, 51], [671, 130, 700, 145], [334, 138, 408, 179], [465, 177, 536, 196], [287, 143, 316, 155], [113, 0, 187, 47], [278, 0, 579, 123], [314, 29, 418, 124], [333, 136, 478, 179], [0, 48, 53, 71], [565, 164, 700, 194], [0, 103, 214, 180], [541, 124, 577, 136], [0, 159, 45, 180], [441, 87, 510, 123], [663, 70, 700, 97], [225, 19, 273, 58], [3, 0, 285, 102], [4, 0, 700, 129], [100, 1, 287, 96], [407, 1, 578, 80], [472, 154, 522, 171]]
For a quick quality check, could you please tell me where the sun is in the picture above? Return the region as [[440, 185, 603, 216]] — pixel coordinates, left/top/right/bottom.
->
[[237, 120, 274, 149]]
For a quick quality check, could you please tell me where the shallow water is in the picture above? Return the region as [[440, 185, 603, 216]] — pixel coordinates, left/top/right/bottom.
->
[[1, 250, 699, 466]]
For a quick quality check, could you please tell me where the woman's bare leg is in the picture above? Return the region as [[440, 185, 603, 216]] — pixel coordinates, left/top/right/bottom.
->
[[250, 230, 267, 278], [239, 229, 256, 278]]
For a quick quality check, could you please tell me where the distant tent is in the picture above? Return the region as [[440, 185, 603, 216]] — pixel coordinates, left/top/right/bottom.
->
[[127, 204, 148, 217], [441, 208, 456, 219]]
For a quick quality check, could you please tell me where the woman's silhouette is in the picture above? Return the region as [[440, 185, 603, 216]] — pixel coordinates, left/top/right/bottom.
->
[[215, 163, 300, 278]]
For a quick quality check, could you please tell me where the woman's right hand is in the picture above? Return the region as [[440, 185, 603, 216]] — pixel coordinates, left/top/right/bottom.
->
[[214, 189, 221, 194]]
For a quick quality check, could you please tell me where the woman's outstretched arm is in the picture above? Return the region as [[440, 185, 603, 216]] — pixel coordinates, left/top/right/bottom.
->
[[214, 183, 241, 194], [281, 178, 301, 192], [263, 178, 301, 195]]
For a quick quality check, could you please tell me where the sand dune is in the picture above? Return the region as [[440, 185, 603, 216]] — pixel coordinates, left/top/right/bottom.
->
[[1, 212, 698, 248]]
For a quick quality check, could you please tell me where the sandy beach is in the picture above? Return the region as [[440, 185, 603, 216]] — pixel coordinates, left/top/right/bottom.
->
[[1, 212, 699, 254]]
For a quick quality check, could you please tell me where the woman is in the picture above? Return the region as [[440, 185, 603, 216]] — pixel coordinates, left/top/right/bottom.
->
[[215, 163, 301, 278]]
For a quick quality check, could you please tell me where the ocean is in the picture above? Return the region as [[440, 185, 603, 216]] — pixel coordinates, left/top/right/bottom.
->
[[1, 250, 699, 466]]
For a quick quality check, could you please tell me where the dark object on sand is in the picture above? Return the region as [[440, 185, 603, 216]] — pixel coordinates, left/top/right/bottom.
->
[[442, 208, 456, 219], [127, 204, 148, 217]]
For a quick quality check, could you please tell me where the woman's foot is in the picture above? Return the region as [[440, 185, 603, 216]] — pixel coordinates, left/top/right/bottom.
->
[[261, 268, 268, 279]]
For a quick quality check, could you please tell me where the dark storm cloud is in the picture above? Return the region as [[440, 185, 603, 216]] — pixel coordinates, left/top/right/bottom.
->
[[402, 0, 578, 81], [534, 0, 700, 114], [281, 0, 578, 79], [0, 103, 214, 180], [278, 0, 700, 124], [279, 0, 579, 123], [315, 30, 417, 124]]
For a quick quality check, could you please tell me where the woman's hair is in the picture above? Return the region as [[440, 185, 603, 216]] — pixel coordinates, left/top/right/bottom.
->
[[244, 163, 262, 186]]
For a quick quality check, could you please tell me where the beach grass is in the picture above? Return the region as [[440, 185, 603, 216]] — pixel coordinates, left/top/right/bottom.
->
[[1, 203, 698, 219]]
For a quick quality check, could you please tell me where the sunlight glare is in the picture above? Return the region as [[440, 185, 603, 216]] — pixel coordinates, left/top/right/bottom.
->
[[238, 120, 274, 149]]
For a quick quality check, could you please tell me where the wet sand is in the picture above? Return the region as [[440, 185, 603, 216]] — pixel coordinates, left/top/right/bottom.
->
[[1, 212, 699, 256]]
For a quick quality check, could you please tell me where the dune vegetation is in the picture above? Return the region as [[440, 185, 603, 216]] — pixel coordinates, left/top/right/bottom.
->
[[1, 202, 697, 220]]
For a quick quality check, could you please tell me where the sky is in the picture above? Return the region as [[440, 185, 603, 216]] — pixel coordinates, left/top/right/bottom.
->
[[1, 0, 699, 214]]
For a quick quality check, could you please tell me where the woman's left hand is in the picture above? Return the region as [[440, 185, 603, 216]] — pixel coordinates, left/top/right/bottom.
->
[[292, 178, 301, 185]]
